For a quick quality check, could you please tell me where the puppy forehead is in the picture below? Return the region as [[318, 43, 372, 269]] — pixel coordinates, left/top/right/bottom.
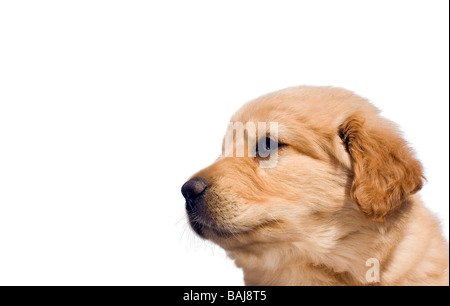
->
[[231, 86, 379, 128]]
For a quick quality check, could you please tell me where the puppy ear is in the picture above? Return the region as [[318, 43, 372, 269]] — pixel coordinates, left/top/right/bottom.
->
[[338, 113, 425, 221]]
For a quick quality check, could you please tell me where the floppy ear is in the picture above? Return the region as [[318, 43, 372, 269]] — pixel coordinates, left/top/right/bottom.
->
[[338, 113, 425, 222]]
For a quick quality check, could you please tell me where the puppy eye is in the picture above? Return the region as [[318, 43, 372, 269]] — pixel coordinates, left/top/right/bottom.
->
[[255, 137, 282, 158]]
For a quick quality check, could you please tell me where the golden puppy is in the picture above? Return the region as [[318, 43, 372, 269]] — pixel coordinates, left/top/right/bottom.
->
[[181, 86, 449, 286]]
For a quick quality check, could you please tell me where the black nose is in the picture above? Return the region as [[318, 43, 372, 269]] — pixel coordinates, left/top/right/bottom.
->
[[181, 177, 208, 212]]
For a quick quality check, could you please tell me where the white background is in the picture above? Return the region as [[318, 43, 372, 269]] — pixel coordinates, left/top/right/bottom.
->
[[0, 1, 448, 285]]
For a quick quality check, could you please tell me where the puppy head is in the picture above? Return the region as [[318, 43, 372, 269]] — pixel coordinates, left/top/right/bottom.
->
[[182, 86, 424, 251]]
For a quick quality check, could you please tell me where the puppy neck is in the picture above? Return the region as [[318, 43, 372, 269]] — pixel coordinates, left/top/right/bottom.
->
[[224, 200, 416, 286]]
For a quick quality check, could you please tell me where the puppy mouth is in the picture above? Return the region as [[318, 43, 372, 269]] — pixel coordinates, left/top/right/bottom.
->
[[186, 211, 224, 238], [187, 210, 280, 239]]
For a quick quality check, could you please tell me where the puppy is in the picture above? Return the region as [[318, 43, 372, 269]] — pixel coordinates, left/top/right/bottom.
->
[[181, 86, 449, 286]]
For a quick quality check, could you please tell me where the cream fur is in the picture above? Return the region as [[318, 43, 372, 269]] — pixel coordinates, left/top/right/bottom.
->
[[185, 86, 449, 286]]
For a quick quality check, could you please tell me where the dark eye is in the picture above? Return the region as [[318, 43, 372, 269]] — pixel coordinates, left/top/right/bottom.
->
[[256, 137, 282, 158]]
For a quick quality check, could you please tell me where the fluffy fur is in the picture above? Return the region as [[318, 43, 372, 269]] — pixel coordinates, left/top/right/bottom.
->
[[185, 86, 449, 286]]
